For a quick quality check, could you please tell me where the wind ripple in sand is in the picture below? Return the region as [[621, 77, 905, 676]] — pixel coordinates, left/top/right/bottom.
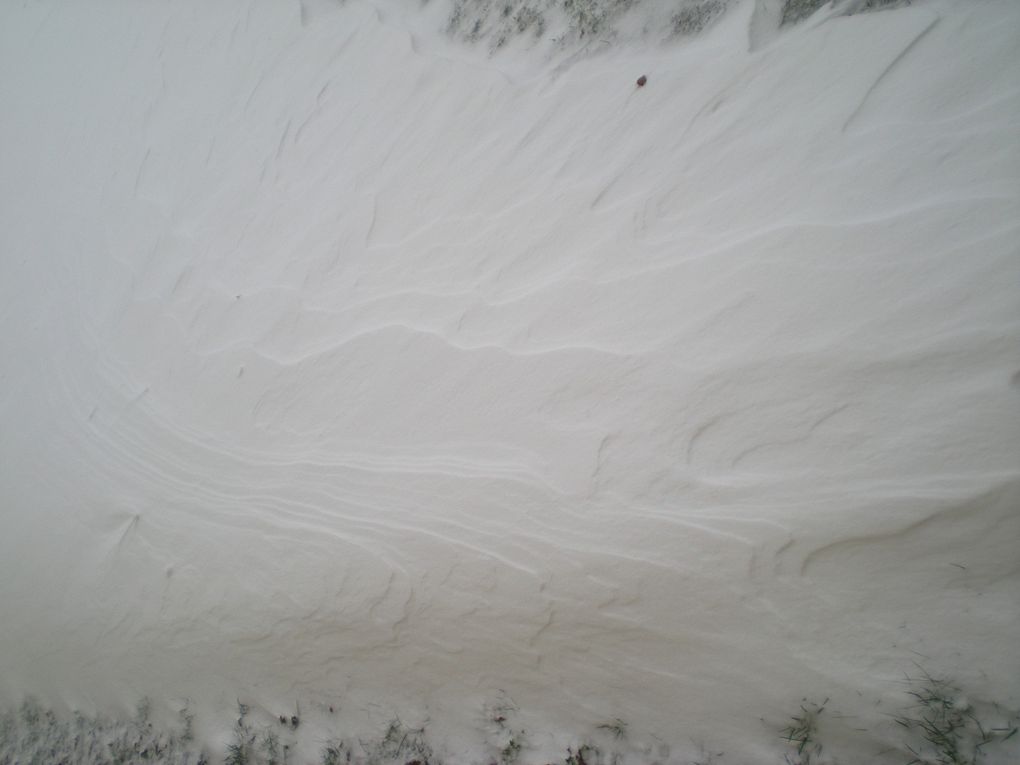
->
[[1, 0, 1018, 761]]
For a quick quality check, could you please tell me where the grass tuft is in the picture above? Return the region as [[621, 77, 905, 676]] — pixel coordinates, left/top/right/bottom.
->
[[780, 697, 827, 765], [485, 693, 527, 765], [360, 718, 436, 764], [893, 668, 1019, 765]]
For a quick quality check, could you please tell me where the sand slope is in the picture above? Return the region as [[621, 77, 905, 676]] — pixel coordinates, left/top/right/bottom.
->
[[1, 0, 1018, 761]]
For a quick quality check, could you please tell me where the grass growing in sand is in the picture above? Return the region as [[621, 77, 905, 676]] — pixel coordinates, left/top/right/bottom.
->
[[0, 669, 1017, 764], [895, 668, 1019, 765], [780, 697, 827, 765]]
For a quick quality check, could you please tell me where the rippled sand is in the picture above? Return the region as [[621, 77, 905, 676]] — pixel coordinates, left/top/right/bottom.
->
[[1, 0, 1018, 762]]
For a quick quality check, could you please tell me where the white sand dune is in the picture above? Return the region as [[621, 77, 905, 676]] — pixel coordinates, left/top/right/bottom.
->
[[1, 0, 1018, 762]]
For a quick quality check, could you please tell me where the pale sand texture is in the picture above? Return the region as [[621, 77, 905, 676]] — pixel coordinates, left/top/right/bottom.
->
[[0, 0, 1018, 762]]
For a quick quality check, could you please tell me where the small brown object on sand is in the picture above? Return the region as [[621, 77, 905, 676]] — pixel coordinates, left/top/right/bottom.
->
[[636, 75, 647, 87]]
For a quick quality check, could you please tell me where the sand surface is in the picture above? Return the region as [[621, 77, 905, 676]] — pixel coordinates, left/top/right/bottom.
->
[[1, 0, 1018, 762]]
